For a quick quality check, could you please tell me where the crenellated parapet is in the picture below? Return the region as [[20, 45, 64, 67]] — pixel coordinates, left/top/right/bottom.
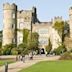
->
[[54, 16, 62, 21], [52, 16, 63, 26], [3, 3, 17, 10], [17, 10, 32, 20]]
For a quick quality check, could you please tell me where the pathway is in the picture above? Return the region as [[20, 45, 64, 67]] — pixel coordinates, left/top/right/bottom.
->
[[0, 55, 60, 72]]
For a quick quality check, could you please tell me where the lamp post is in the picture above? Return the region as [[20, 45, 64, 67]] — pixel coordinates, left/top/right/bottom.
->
[[5, 62, 8, 72]]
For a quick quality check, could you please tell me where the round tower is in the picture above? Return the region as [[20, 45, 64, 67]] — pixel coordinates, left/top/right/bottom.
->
[[69, 7, 72, 38], [3, 3, 17, 46]]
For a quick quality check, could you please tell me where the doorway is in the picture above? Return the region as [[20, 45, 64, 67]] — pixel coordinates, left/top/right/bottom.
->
[[41, 48, 45, 54]]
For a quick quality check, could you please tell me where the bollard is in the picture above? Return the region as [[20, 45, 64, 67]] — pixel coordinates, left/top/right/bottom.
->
[[5, 62, 8, 72]]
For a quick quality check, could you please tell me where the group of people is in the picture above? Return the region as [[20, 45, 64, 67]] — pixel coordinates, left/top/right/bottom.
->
[[16, 53, 33, 62]]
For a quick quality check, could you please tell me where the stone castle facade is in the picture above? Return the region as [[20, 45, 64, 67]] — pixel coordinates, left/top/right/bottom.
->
[[2, 3, 72, 51]]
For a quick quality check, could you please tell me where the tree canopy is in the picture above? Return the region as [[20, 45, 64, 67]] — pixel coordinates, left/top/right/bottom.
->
[[53, 21, 64, 42], [28, 32, 39, 51]]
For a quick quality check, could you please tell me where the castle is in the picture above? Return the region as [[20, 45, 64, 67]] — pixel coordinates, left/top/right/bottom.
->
[[2, 3, 72, 52]]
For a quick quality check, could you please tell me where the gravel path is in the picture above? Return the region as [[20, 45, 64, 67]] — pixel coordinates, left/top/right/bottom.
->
[[0, 55, 60, 72]]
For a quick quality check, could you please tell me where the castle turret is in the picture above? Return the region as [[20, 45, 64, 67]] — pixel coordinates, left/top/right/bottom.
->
[[69, 7, 72, 38], [53, 16, 62, 23], [32, 6, 40, 23], [32, 6, 36, 14], [3, 3, 17, 45]]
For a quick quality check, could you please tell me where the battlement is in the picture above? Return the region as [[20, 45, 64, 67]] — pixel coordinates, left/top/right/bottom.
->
[[52, 16, 63, 26], [54, 16, 62, 20], [17, 10, 32, 19], [3, 3, 17, 10], [17, 10, 32, 15], [53, 16, 63, 22]]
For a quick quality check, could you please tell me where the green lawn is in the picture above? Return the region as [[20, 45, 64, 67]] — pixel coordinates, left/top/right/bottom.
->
[[0, 59, 15, 66], [20, 61, 72, 72]]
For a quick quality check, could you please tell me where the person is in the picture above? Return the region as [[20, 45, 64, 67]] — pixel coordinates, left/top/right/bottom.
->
[[21, 53, 25, 62], [29, 52, 33, 60], [22, 55, 25, 62], [16, 55, 18, 61]]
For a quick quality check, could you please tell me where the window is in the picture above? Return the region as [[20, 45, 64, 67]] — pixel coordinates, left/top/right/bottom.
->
[[12, 24, 13, 28], [25, 17, 27, 20], [12, 24, 15, 29], [19, 22, 24, 29], [19, 37, 23, 42], [18, 37, 23, 44], [12, 13, 15, 18], [39, 37, 48, 45], [38, 29, 48, 34], [12, 38, 15, 43]]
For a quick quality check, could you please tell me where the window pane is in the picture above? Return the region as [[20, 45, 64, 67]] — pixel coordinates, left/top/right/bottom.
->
[[19, 22, 24, 29], [12, 13, 15, 18]]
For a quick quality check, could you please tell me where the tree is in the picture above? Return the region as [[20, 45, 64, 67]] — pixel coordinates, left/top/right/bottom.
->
[[23, 29, 30, 43], [28, 32, 39, 51], [28, 32, 39, 59], [17, 43, 29, 62], [64, 21, 70, 37], [18, 43, 29, 55], [17, 28, 30, 44], [0, 48, 3, 55], [11, 48, 18, 55], [53, 21, 64, 42], [46, 38, 52, 55], [0, 42, 2, 48], [53, 43, 67, 55], [17, 29, 39, 59], [0, 30, 2, 48], [17, 29, 30, 61], [17, 28, 30, 54]]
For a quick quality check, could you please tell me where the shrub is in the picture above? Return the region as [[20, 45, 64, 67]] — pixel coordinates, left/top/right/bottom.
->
[[53, 44, 67, 55], [0, 48, 3, 55], [11, 48, 18, 55], [59, 52, 72, 60], [2, 47, 11, 55], [2, 44, 16, 55]]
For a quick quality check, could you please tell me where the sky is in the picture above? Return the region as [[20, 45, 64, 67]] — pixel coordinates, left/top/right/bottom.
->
[[0, 0, 72, 30]]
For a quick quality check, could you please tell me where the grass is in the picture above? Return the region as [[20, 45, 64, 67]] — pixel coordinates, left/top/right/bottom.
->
[[0, 59, 15, 66], [20, 61, 72, 72]]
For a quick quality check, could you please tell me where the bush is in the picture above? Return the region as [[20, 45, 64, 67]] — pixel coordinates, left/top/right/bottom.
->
[[46, 45, 52, 54], [53, 44, 67, 55], [59, 52, 72, 60], [2, 47, 11, 55], [11, 48, 18, 55], [2, 44, 16, 55], [0, 48, 3, 55]]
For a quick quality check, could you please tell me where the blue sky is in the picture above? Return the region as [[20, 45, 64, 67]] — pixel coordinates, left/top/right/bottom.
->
[[0, 0, 72, 30]]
